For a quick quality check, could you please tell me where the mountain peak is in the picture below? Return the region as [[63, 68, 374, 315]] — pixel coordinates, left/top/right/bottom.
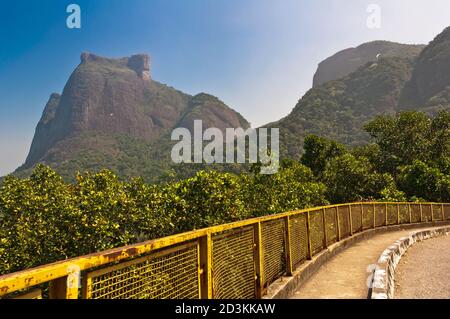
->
[[127, 54, 150, 81], [313, 41, 425, 87], [18, 52, 249, 180], [80, 52, 151, 80]]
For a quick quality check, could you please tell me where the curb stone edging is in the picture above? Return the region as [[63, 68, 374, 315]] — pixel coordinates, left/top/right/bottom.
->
[[370, 226, 450, 299]]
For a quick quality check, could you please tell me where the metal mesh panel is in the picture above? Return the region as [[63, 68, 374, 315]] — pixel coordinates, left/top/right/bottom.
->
[[375, 204, 386, 227], [324, 207, 337, 245], [84, 243, 199, 299], [309, 210, 325, 255], [289, 214, 308, 268], [410, 204, 421, 223], [399, 204, 410, 224], [445, 204, 450, 220], [351, 205, 362, 233], [338, 206, 350, 238], [212, 227, 255, 299], [387, 204, 398, 225], [262, 219, 286, 287], [432, 204, 443, 221], [362, 204, 374, 229], [422, 204, 432, 222]]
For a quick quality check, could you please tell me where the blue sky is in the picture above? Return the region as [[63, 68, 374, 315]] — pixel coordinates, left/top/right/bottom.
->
[[1, 0, 449, 175]]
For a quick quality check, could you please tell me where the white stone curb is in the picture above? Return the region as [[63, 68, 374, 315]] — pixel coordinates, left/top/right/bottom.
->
[[370, 226, 450, 299]]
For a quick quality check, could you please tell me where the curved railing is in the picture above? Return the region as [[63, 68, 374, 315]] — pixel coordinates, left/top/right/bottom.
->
[[0, 202, 449, 299]]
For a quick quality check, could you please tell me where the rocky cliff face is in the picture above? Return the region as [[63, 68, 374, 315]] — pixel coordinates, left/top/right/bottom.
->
[[313, 41, 425, 87], [399, 27, 450, 111], [269, 56, 418, 158], [126, 54, 151, 80], [19, 53, 250, 181], [177, 93, 249, 132], [26, 93, 62, 165]]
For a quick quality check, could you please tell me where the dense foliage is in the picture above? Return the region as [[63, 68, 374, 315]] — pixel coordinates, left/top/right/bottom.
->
[[300, 111, 449, 203], [0, 161, 326, 275], [0, 111, 448, 275]]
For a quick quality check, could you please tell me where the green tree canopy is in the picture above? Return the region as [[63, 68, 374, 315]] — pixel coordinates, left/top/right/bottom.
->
[[364, 110, 450, 173], [301, 135, 347, 177]]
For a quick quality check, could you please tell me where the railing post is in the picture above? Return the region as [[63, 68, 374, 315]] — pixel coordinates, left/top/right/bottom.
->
[[430, 203, 434, 221], [397, 204, 400, 225], [199, 234, 213, 299], [348, 205, 353, 236], [254, 222, 265, 298], [284, 216, 293, 276], [306, 211, 313, 260], [360, 203, 364, 230], [335, 207, 341, 241], [49, 266, 80, 299], [385, 203, 388, 226], [408, 203, 412, 224], [420, 203, 423, 222], [442, 204, 446, 221], [322, 209, 327, 248], [373, 203, 376, 228]]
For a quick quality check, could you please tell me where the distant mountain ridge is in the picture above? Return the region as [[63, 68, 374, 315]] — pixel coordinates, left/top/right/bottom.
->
[[270, 27, 450, 159], [13, 27, 450, 181]]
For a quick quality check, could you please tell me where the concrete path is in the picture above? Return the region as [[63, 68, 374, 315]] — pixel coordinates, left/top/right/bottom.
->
[[291, 226, 441, 299], [394, 235, 450, 299]]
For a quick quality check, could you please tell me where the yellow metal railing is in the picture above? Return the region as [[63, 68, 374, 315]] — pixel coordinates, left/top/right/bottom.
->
[[0, 202, 449, 299]]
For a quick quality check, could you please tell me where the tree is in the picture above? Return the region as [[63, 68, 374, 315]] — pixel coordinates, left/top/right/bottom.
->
[[364, 111, 450, 174], [168, 170, 248, 230], [0, 165, 79, 274], [398, 160, 450, 202], [364, 112, 430, 172], [244, 160, 327, 216], [323, 154, 371, 203], [323, 154, 403, 203], [301, 135, 347, 177], [429, 110, 450, 165]]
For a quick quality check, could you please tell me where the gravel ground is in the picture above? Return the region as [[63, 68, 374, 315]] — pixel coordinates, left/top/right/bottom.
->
[[394, 235, 450, 299]]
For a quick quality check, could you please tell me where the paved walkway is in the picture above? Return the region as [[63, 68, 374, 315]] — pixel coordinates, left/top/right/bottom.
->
[[394, 235, 450, 299], [291, 226, 441, 299]]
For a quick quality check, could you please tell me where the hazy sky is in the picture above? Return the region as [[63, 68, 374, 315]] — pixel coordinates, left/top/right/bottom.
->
[[0, 0, 449, 176]]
